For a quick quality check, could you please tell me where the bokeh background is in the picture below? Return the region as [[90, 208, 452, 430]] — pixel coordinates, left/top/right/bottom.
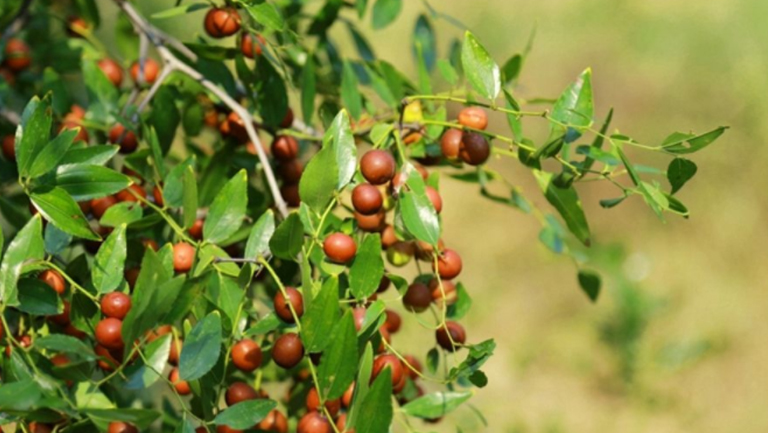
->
[[86, 0, 768, 431]]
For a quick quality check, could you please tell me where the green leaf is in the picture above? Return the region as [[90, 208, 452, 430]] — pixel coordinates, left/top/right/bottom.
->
[[301, 57, 316, 124], [301, 277, 340, 353], [341, 61, 363, 120], [245, 210, 275, 260], [349, 235, 385, 300], [145, 125, 166, 178], [214, 399, 277, 429], [503, 89, 523, 141], [17, 278, 62, 315], [83, 61, 118, 121], [256, 58, 288, 128], [351, 367, 393, 433], [501, 54, 523, 84], [0, 380, 43, 412], [100, 202, 143, 227], [60, 145, 119, 166], [401, 391, 473, 419], [207, 273, 243, 330], [150, 3, 208, 19], [27, 129, 76, 178], [577, 270, 601, 302], [0, 216, 44, 306], [243, 1, 284, 31], [550, 68, 594, 137], [638, 181, 669, 219], [125, 334, 172, 389], [599, 196, 626, 209], [15, 95, 53, 179], [84, 409, 159, 430], [44, 223, 72, 255], [461, 31, 500, 100], [437, 59, 458, 86], [581, 108, 613, 174], [162, 157, 196, 208], [667, 158, 698, 194], [54, 164, 132, 201], [149, 86, 180, 155], [447, 282, 472, 320], [269, 213, 304, 260], [35, 334, 96, 359], [372, 0, 402, 30], [179, 312, 222, 381], [182, 166, 198, 229], [203, 170, 247, 243], [326, 110, 357, 189], [92, 225, 127, 293], [533, 170, 591, 246], [31, 187, 97, 240], [317, 311, 358, 399], [399, 168, 440, 246], [299, 146, 338, 212], [413, 15, 436, 71], [661, 127, 727, 154], [449, 339, 496, 383], [244, 313, 285, 336]]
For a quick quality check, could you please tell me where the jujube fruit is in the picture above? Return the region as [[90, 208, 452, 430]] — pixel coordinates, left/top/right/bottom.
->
[[38, 270, 66, 295], [231, 339, 262, 372], [279, 159, 303, 183], [49, 301, 71, 326], [100, 292, 132, 319], [67, 16, 90, 36], [384, 310, 401, 333], [402, 282, 431, 312], [130, 59, 160, 84], [433, 248, 462, 279], [459, 132, 490, 166], [90, 195, 117, 219], [29, 422, 52, 433], [108, 422, 138, 433], [272, 333, 304, 369], [189, 219, 204, 240], [95, 344, 120, 371], [281, 184, 301, 207], [457, 106, 488, 130], [306, 387, 341, 417], [241, 33, 266, 58], [169, 368, 191, 395], [380, 225, 397, 248], [95, 317, 124, 350], [360, 150, 396, 185], [1, 135, 14, 161], [108, 123, 137, 154], [168, 337, 181, 365], [115, 184, 147, 203], [98, 58, 124, 87], [351, 183, 383, 215], [271, 135, 299, 161], [323, 233, 357, 264], [153, 185, 164, 207], [429, 278, 457, 305], [225, 381, 259, 406], [216, 426, 242, 433], [173, 242, 196, 273], [297, 412, 333, 433], [436, 321, 466, 351], [204, 7, 241, 38], [425, 186, 443, 214], [3, 38, 31, 72], [257, 410, 288, 433], [274, 287, 304, 323], [402, 354, 423, 380], [440, 128, 463, 159], [355, 210, 386, 232], [371, 354, 404, 387]]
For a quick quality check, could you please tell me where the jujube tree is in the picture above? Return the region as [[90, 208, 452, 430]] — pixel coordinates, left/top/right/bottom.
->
[[0, 0, 724, 432]]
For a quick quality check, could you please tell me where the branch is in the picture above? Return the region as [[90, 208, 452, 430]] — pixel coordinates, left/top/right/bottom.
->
[[113, 0, 289, 218]]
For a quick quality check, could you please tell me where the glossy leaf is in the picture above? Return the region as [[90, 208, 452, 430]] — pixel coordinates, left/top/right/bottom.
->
[[162, 157, 196, 208], [269, 213, 304, 260], [413, 15, 436, 71], [182, 166, 198, 229], [54, 164, 132, 201], [299, 146, 338, 212], [301, 277, 340, 353], [179, 312, 222, 381], [349, 235, 385, 300], [243, 1, 284, 31], [60, 145, 119, 166], [27, 129, 76, 178], [661, 127, 727, 154], [214, 399, 277, 429], [326, 110, 357, 189], [399, 168, 440, 246], [100, 202, 143, 227], [17, 278, 62, 315], [317, 311, 358, 399], [352, 368, 392, 433], [533, 170, 591, 246], [401, 391, 472, 419], [302, 56, 316, 124], [203, 170, 247, 243], [0, 216, 44, 306], [577, 270, 601, 302], [341, 61, 363, 120], [31, 187, 97, 240], [372, 0, 402, 30], [125, 334, 172, 389], [44, 223, 72, 255], [92, 225, 127, 293], [550, 68, 594, 136], [461, 31, 500, 100], [667, 158, 698, 194], [15, 95, 53, 179], [245, 210, 275, 260]]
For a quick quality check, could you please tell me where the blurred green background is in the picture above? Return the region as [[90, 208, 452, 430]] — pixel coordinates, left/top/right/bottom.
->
[[101, 0, 767, 431]]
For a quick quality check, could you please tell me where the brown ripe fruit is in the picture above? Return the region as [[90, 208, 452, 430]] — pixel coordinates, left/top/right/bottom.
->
[[29, 422, 52, 433], [90, 195, 117, 219], [3, 38, 31, 72], [271, 135, 299, 161], [355, 210, 386, 232], [116, 184, 147, 203], [98, 58, 124, 88], [360, 150, 396, 185], [384, 310, 401, 333], [241, 33, 266, 58], [124, 267, 140, 290], [323, 233, 357, 264], [130, 59, 160, 84], [100, 292, 132, 319], [457, 106, 488, 130], [351, 184, 383, 215], [67, 16, 90, 36], [306, 387, 341, 417], [225, 111, 249, 142], [173, 242, 196, 273], [429, 278, 457, 305], [152, 186, 164, 207], [231, 339, 262, 372], [108, 123, 138, 154], [272, 333, 304, 369], [95, 318, 124, 350], [380, 225, 397, 249], [403, 129, 423, 145], [297, 412, 333, 433], [95, 344, 120, 371], [371, 354, 404, 387], [204, 7, 241, 38], [377, 275, 391, 293], [258, 410, 288, 433], [49, 301, 71, 326], [402, 282, 431, 313], [38, 270, 66, 295], [424, 186, 443, 214], [2, 135, 15, 161], [169, 368, 191, 395], [440, 128, 463, 159], [60, 111, 89, 144], [436, 321, 466, 351], [188, 219, 204, 240], [274, 287, 304, 323], [281, 184, 301, 207], [402, 355, 423, 380], [279, 159, 303, 184], [433, 248, 462, 280], [352, 307, 366, 331], [108, 422, 138, 433], [459, 132, 490, 166], [168, 337, 181, 365], [225, 381, 258, 406], [216, 426, 243, 433], [280, 108, 294, 129]]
